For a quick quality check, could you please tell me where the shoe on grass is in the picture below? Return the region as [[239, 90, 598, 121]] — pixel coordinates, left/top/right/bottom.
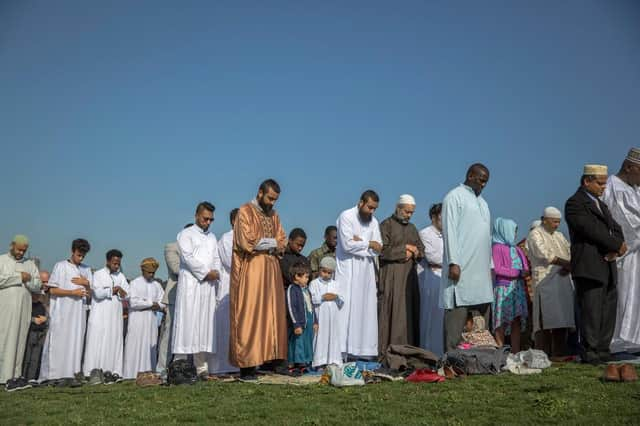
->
[[620, 364, 638, 382], [5, 377, 31, 392], [103, 371, 122, 385], [603, 364, 621, 382], [88, 368, 104, 385], [74, 372, 87, 384]]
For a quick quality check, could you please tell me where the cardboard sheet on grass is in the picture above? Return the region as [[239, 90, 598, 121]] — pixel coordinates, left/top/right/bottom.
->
[[252, 374, 322, 385]]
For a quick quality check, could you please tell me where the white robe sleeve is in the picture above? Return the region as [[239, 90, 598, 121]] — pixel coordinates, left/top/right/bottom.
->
[[155, 282, 166, 309], [128, 281, 153, 310], [309, 280, 323, 306], [422, 230, 442, 266], [84, 267, 93, 287], [337, 212, 372, 257], [91, 271, 112, 301], [0, 258, 22, 289], [218, 234, 233, 271], [210, 236, 221, 275], [47, 262, 62, 288], [442, 192, 460, 266], [117, 276, 130, 301], [617, 190, 640, 252], [178, 231, 209, 282], [26, 263, 42, 293]]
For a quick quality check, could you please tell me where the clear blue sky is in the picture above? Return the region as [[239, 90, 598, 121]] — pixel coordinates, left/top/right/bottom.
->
[[1, 0, 638, 278]]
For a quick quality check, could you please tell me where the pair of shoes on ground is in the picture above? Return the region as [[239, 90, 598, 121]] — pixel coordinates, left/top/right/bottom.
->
[[273, 365, 302, 377], [239, 367, 259, 382], [604, 364, 638, 382], [5, 377, 32, 392], [87, 369, 122, 385]]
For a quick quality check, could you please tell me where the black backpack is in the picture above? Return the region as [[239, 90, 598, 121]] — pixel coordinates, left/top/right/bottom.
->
[[167, 359, 198, 385]]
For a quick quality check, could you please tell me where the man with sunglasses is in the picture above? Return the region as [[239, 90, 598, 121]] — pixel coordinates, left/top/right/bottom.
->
[[172, 201, 221, 379]]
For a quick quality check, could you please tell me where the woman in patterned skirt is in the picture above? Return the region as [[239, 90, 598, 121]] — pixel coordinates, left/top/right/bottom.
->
[[491, 218, 529, 353]]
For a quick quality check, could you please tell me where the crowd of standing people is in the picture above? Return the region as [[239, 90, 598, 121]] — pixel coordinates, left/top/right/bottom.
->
[[1, 148, 639, 390]]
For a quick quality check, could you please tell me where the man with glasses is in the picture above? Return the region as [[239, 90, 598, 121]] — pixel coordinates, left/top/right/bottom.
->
[[172, 202, 221, 379]]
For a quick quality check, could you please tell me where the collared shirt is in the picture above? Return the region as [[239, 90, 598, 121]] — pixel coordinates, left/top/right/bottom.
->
[[584, 189, 603, 213], [308, 243, 336, 274]]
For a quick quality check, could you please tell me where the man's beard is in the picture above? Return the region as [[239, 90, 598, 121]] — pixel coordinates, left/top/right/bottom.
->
[[358, 210, 372, 223], [259, 198, 273, 213]]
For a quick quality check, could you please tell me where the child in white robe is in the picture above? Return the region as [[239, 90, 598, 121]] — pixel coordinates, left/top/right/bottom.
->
[[309, 257, 344, 368]]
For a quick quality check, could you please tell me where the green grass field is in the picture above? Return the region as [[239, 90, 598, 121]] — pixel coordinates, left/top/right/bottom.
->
[[1, 363, 639, 425]]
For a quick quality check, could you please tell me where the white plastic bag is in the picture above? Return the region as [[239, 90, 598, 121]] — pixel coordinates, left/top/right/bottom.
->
[[327, 362, 365, 387]]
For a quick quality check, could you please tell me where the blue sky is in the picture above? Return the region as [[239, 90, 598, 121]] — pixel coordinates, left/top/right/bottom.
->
[[1, 0, 638, 278]]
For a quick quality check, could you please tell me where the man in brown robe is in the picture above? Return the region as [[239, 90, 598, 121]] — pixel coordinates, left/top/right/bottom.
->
[[229, 179, 287, 381], [378, 194, 425, 354]]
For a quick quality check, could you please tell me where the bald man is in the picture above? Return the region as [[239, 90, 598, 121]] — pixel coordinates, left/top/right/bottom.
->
[[0, 235, 42, 388]]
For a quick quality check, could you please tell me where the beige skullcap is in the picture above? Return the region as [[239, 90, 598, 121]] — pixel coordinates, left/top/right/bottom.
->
[[583, 164, 608, 175]]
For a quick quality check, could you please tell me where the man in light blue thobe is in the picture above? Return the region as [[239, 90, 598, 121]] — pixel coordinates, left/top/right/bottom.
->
[[440, 164, 493, 351]]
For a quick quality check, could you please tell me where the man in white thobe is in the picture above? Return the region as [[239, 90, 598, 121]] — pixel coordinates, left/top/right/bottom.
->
[[208, 208, 240, 375], [157, 224, 192, 375], [603, 147, 640, 354], [441, 164, 493, 352], [124, 258, 165, 379], [0, 235, 41, 384], [418, 203, 445, 356], [40, 239, 92, 382], [526, 207, 574, 357], [172, 202, 221, 378], [209, 209, 240, 374], [335, 190, 383, 359], [83, 249, 129, 378]]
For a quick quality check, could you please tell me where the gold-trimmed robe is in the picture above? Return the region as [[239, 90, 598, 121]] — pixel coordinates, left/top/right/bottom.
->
[[229, 202, 287, 368]]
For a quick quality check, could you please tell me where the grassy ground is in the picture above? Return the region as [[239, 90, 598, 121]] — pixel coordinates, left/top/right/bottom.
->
[[1, 363, 639, 425]]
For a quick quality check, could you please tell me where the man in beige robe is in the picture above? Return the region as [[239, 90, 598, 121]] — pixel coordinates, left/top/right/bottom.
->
[[229, 179, 287, 381], [526, 207, 575, 357], [0, 235, 41, 386]]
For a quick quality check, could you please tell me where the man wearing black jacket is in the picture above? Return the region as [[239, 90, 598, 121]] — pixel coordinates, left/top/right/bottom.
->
[[565, 164, 627, 364]]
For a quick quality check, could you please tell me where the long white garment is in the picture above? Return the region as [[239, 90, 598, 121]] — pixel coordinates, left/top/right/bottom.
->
[[335, 206, 382, 357], [603, 175, 640, 353], [157, 241, 180, 373], [208, 230, 239, 374], [440, 184, 493, 309], [309, 277, 343, 367], [0, 254, 41, 384], [173, 225, 221, 355], [417, 225, 445, 356], [525, 227, 575, 333], [39, 260, 92, 381], [123, 276, 164, 379], [83, 267, 129, 376]]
